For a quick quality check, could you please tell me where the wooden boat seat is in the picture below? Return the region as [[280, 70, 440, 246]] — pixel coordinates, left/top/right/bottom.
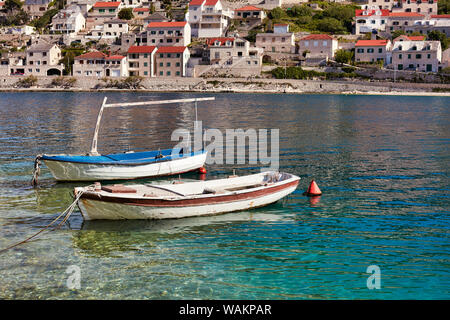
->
[[101, 185, 137, 193]]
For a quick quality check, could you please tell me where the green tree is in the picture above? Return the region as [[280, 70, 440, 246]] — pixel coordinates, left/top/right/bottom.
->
[[118, 8, 133, 20], [322, 4, 357, 32], [4, 0, 22, 11], [316, 17, 346, 33], [438, 0, 450, 14], [334, 49, 354, 64], [427, 30, 448, 50], [391, 29, 406, 39], [289, 5, 313, 17], [269, 7, 287, 20], [31, 8, 58, 30]]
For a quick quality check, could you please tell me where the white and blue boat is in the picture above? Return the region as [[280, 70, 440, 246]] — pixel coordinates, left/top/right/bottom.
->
[[33, 97, 213, 182]]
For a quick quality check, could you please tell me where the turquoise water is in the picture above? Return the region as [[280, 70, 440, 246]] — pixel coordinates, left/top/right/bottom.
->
[[0, 92, 449, 299]]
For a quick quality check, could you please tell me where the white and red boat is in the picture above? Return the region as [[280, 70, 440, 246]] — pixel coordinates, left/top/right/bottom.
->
[[74, 171, 300, 220]]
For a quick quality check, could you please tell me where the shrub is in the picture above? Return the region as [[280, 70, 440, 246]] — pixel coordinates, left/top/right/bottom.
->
[[50, 76, 77, 88], [16, 75, 38, 88], [334, 49, 354, 64], [118, 8, 133, 20]]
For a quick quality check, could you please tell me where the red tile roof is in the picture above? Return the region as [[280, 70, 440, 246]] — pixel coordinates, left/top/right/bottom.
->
[[105, 55, 125, 60], [189, 0, 205, 5], [431, 14, 450, 19], [355, 9, 390, 17], [355, 40, 389, 47], [394, 35, 426, 42], [147, 21, 187, 28], [75, 51, 107, 60], [206, 37, 235, 46], [406, 35, 426, 41], [93, 1, 121, 8], [127, 46, 157, 54], [156, 46, 187, 53], [301, 34, 334, 40], [388, 12, 424, 17], [205, 0, 219, 5], [235, 5, 262, 11], [133, 8, 149, 12], [0, 2, 5, 7]]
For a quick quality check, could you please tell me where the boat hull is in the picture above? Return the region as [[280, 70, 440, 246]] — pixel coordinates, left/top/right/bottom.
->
[[77, 179, 299, 220], [43, 152, 207, 181]]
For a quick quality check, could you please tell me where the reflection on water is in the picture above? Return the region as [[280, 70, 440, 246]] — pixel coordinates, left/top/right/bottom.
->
[[0, 92, 449, 299]]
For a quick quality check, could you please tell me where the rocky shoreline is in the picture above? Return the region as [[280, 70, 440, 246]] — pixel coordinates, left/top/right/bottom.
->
[[1, 76, 449, 96]]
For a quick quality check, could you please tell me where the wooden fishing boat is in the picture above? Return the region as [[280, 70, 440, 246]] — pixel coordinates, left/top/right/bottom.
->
[[33, 97, 213, 182], [74, 171, 300, 220]]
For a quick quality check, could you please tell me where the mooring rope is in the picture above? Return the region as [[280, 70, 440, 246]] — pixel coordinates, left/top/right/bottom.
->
[[0, 187, 88, 254], [31, 155, 42, 187]]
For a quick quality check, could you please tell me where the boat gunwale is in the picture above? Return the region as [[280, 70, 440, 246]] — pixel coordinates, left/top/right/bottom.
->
[[41, 150, 206, 166], [77, 174, 300, 207]]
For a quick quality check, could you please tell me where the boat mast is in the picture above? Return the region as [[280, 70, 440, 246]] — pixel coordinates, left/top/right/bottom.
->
[[89, 96, 107, 156], [88, 96, 215, 156]]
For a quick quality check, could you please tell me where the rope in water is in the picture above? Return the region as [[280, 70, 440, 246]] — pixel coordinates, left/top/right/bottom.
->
[[31, 155, 42, 187], [0, 188, 88, 254]]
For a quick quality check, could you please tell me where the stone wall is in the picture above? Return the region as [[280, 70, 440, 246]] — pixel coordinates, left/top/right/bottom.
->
[[1, 75, 449, 93]]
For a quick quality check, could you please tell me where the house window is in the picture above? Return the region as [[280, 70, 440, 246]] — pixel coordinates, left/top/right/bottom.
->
[[144, 71, 148, 75], [160, 54, 163, 58], [176, 71, 180, 76], [99, 9, 105, 13], [378, 48, 382, 53], [167, 62, 171, 67], [167, 71, 171, 76], [159, 62, 163, 66], [176, 62, 180, 67], [144, 54, 148, 58], [108, 9, 115, 13], [416, 54, 422, 59], [398, 64, 403, 70], [159, 71, 163, 75], [367, 48, 374, 53], [144, 62, 148, 67], [304, 41, 309, 47], [427, 54, 431, 59], [357, 48, 364, 53]]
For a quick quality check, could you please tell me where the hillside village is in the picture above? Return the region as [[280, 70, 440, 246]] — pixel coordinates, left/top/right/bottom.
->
[[0, 0, 449, 87]]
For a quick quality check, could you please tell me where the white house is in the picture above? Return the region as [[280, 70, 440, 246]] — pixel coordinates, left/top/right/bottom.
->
[[355, 7, 390, 35], [51, 4, 86, 34], [187, 0, 232, 38]]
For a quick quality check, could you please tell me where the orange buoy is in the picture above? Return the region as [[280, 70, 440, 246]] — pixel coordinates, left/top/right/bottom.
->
[[303, 180, 322, 196], [199, 167, 207, 174]]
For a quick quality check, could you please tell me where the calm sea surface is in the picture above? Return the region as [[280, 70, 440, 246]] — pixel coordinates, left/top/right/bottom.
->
[[0, 92, 448, 299]]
